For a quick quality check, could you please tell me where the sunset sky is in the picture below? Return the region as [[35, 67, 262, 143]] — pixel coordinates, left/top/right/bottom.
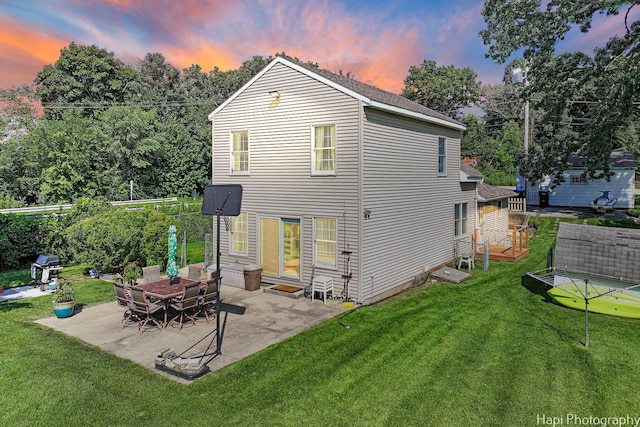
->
[[0, 0, 636, 94]]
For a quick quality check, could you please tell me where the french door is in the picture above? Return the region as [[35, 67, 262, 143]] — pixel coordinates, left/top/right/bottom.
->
[[260, 217, 300, 279]]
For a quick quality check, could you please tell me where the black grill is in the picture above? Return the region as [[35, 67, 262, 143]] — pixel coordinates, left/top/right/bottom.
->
[[34, 254, 61, 267]]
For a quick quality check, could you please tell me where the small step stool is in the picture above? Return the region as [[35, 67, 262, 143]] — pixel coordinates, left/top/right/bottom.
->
[[312, 276, 334, 303]]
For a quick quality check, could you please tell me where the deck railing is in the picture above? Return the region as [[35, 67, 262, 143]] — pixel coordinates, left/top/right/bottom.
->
[[508, 197, 527, 213], [475, 225, 529, 259]]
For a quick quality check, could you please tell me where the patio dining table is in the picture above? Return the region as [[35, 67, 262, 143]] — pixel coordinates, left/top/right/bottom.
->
[[137, 277, 205, 327]]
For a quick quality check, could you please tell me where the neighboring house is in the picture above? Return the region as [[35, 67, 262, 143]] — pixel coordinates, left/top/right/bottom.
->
[[476, 183, 516, 246], [208, 56, 474, 303], [522, 152, 637, 208]]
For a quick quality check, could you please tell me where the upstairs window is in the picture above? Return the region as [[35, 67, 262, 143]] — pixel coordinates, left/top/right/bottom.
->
[[231, 131, 249, 174], [312, 125, 336, 175], [454, 202, 468, 237], [438, 137, 446, 175]]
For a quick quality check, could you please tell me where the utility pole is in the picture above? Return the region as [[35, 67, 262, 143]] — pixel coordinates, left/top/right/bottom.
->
[[511, 64, 529, 153]]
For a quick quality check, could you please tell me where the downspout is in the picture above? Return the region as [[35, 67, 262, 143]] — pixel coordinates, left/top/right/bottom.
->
[[357, 99, 365, 304]]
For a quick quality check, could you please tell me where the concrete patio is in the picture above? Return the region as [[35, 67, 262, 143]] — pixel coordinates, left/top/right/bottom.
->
[[35, 283, 347, 384]]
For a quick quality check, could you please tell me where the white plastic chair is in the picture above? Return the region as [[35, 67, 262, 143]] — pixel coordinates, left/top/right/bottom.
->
[[312, 276, 334, 303], [455, 240, 475, 271]]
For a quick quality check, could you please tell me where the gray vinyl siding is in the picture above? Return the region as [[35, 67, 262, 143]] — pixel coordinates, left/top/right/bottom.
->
[[210, 59, 472, 302], [361, 109, 474, 299], [479, 201, 510, 245], [211, 62, 361, 292]]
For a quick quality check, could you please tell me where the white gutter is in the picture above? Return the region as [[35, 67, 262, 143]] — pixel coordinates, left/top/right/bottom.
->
[[365, 100, 466, 131]]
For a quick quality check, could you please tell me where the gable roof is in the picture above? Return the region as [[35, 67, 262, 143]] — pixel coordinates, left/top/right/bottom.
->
[[566, 151, 637, 170], [460, 161, 483, 182], [477, 183, 515, 202], [209, 56, 465, 131]]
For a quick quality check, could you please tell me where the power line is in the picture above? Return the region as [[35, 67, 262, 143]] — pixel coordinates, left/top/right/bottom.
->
[[40, 99, 219, 110]]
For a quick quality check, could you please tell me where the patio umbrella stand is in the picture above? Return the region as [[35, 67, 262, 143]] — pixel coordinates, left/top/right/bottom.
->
[[155, 185, 243, 380]]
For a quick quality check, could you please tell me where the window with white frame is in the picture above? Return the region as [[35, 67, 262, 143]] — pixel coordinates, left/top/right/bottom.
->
[[230, 212, 248, 255], [231, 131, 249, 174], [314, 217, 337, 268], [454, 202, 468, 237], [312, 125, 336, 175], [438, 136, 446, 175], [570, 175, 587, 185]]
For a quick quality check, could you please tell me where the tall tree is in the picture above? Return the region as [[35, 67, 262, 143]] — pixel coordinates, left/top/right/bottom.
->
[[481, 1, 640, 185], [0, 85, 40, 142], [127, 52, 182, 108], [34, 43, 136, 118], [401, 60, 483, 118]]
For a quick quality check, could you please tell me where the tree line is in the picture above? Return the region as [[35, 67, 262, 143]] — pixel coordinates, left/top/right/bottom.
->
[[0, 42, 528, 209], [2, 1, 639, 208]]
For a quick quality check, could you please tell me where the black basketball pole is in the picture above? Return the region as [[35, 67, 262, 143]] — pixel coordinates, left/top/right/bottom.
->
[[215, 207, 222, 355], [214, 192, 231, 355], [201, 185, 242, 356]]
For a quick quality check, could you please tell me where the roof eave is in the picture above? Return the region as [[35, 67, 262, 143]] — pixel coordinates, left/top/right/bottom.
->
[[209, 56, 466, 132], [365, 100, 466, 131]]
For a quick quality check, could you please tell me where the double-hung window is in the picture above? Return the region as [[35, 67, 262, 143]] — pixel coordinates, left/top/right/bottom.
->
[[438, 136, 447, 175], [312, 125, 336, 175], [454, 203, 468, 237], [230, 212, 248, 255], [231, 131, 249, 174], [314, 217, 337, 268]]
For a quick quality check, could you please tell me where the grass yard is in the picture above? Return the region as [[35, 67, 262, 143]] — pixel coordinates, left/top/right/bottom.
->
[[1, 217, 640, 426]]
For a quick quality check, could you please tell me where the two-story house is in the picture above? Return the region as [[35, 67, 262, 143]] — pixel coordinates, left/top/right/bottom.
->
[[208, 56, 475, 303]]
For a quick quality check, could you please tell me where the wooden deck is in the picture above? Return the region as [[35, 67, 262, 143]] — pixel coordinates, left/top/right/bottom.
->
[[476, 244, 529, 263], [473, 225, 530, 263]]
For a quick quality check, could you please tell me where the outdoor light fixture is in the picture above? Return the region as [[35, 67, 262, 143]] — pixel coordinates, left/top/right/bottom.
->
[[268, 91, 280, 109]]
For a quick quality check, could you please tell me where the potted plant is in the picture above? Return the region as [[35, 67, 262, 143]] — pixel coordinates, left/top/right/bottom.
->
[[52, 279, 75, 318], [123, 262, 142, 288]]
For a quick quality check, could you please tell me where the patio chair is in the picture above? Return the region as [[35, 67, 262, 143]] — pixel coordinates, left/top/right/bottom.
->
[[142, 265, 161, 284], [198, 280, 218, 322], [167, 282, 201, 330], [113, 282, 138, 328], [130, 286, 164, 333], [455, 239, 475, 271]]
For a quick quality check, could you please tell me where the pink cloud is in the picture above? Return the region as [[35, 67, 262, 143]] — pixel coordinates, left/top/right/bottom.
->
[[0, 0, 494, 92], [0, 13, 71, 86], [559, 6, 640, 54], [209, 0, 426, 93]]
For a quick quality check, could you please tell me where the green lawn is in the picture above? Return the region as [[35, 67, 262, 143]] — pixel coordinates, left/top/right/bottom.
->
[[2, 217, 640, 426]]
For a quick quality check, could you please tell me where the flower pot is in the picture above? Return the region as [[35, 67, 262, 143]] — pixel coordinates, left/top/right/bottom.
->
[[53, 300, 75, 318]]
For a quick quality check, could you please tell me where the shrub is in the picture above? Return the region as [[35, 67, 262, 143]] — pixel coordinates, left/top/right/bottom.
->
[[0, 213, 50, 270], [66, 208, 172, 272]]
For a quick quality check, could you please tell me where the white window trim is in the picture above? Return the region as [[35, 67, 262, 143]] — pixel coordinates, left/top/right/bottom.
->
[[229, 212, 248, 256], [230, 130, 250, 175], [311, 124, 337, 176], [313, 217, 338, 269], [257, 215, 303, 279], [438, 136, 447, 176], [570, 175, 587, 185], [454, 202, 468, 238]]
